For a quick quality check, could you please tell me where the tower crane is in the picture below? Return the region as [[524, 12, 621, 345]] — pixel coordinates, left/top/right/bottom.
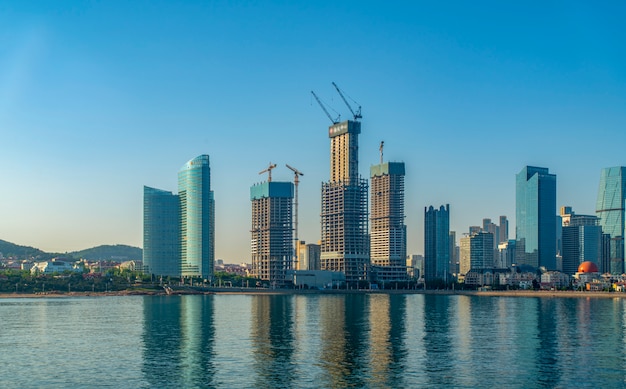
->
[[379, 141, 384, 164], [311, 91, 340, 124], [332, 81, 362, 121], [259, 162, 277, 182], [286, 164, 303, 269]]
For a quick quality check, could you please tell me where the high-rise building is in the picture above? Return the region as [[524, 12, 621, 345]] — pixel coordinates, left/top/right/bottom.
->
[[596, 166, 626, 274], [449, 231, 458, 276], [178, 155, 215, 279], [499, 215, 509, 244], [142, 155, 215, 281], [370, 162, 407, 281], [321, 120, 369, 283], [561, 206, 602, 275], [459, 234, 471, 276], [143, 186, 180, 277], [250, 181, 294, 285], [515, 166, 557, 270], [424, 204, 450, 285], [297, 241, 321, 271], [470, 231, 494, 270]]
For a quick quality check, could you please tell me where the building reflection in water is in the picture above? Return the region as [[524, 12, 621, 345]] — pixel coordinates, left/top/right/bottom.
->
[[250, 295, 295, 388], [141, 295, 215, 388], [367, 294, 407, 388], [318, 294, 369, 387], [422, 294, 455, 387]]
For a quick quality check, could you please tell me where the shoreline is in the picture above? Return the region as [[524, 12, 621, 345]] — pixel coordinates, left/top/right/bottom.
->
[[1, 289, 624, 299]]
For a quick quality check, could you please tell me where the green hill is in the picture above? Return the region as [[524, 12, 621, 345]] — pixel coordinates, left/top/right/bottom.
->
[[0, 240, 141, 262], [70, 245, 142, 261], [0, 239, 53, 260]]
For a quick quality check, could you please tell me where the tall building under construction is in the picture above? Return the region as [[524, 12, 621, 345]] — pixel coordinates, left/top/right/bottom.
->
[[370, 161, 407, 281], [321, 120, 369, 283], [250, 181, 294, 286]]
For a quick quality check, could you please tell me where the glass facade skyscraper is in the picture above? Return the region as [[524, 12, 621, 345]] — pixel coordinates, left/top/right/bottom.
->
[[596, 166, 626, 274], [178, 155, 215, 280], [143, 155, 215, 281], [143, 186, 180, 277], [515, 166, 556, 270], [424, 204, 450, 285]]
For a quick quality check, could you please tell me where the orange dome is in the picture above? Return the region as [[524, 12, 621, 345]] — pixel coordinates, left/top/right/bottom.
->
[[578, 261, 599, 273]]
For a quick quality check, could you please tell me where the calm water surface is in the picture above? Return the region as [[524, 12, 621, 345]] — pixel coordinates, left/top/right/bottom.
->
[[1, 294, 625, 388]]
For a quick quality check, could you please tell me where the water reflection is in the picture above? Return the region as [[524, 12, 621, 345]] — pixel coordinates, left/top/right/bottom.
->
[[250, 295, 295, 388], [367, 294, 408, 388], [141, 295, 215, 388], [422, 294, 455, 387]]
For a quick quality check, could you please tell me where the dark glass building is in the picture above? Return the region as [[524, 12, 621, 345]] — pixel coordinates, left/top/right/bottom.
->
[[143, 186, 180, 277], [515, 166, 557, 270], [424, 204, 450, 285], [596, 166, 626, 274]]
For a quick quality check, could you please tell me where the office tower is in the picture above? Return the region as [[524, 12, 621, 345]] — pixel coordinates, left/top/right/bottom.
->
[[596, 166, 626, 274], [250, 181, 294, 285], [459, 234, 471, 276], [321, 120, 369, 283], [297, 241, 321, 271], [370, 161, 407, 281], [497, 239, 515, 269], [406, 254, 424, 279], [515, 166, 557, 270], [469, 226, 481, 235], [449, 231, 458, 276], [560, 207, 602, 275], [178, 155, 215, 279], [424, 204, 450, 285], [470, 231, 494, 270], [143, 186, 180, 277], [499, 216, 509, 244]]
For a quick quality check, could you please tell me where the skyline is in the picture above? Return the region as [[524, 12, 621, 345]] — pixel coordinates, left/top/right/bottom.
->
[[2, 2, 626, 262]]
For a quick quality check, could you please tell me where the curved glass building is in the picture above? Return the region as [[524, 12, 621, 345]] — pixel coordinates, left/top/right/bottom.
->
[[178, 155, 215, 280]]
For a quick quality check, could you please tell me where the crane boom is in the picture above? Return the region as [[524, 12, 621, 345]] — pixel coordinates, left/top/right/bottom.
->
[[311, 91, 340, 124], [332, 82, 362, 120], [259, 162, 277, 182]]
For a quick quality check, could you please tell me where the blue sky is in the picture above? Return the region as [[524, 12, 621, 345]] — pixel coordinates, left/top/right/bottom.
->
[[1, 1, 625, 262]]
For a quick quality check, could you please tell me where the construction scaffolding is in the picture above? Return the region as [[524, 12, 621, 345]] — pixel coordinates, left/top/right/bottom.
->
[[321, 178, 369, 282], [250, 181, 293, 286], [370, 162, 407, 281]]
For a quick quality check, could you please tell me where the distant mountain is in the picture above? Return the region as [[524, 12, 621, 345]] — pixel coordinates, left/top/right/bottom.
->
[[0, 240, 141, 262], [0, 239, 52, 259], [69, 245, 142, 261]]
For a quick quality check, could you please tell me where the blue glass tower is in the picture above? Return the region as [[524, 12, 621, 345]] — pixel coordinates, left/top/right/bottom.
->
[[515, 166, 556, 270], [424, 204, 450, 285], [178, 155, 215, 280], [596, 166, 626, 274], [143, 186, 180, 277]]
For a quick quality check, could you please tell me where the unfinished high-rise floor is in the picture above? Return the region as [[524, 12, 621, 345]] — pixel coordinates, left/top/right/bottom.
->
[[250, 181, 294, 286], [321, 120, 369, 283], [370, 162, 407, 281]]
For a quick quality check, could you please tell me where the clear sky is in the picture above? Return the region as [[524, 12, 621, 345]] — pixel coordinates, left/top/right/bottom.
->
[[1, 1, 625, 262]]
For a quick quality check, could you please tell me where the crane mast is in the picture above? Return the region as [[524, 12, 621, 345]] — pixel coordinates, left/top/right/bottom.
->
[[286, 164, 303, 270], [258, 162, 277, 182]]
